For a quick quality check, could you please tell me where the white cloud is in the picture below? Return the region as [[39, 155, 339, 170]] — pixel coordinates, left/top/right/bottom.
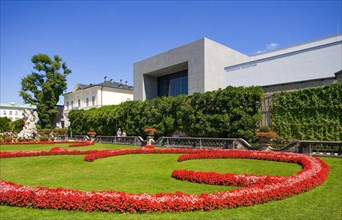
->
[[266, 43, 278, 50], [256, 42, 279, 54]]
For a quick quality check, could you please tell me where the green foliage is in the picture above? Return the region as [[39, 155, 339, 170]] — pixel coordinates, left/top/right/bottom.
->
[[10, 119, 25, 133], [68, 86, 264, 141], [271, 83, 342, 141], [259, 126, 271, 132], [20, 54, 71, 129], [0, 117, 11, 132]]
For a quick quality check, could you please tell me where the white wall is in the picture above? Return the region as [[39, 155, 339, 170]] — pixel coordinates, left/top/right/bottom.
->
[[0, 108, 23, 121], [64, 87, 99, 111], [204, 38, 248, 91], [225, 36, 342, 87], [102, 88, 133, 105]]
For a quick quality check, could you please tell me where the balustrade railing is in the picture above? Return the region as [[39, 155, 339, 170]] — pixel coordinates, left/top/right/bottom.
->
[[299, 141, 342, 156], [92, 135, 341, 157], [56, 135, 68, 141], [74, 135, 87, 141], [155, 137, 239, 149], [154, 137, 342, 157], [95, 136, 144, 146]]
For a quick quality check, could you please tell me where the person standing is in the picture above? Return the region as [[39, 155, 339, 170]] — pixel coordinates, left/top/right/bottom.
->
[[116, 128, 122, 137]]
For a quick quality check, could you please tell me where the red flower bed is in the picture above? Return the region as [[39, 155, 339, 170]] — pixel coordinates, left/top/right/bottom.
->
[[140, 145, 155, 150], [0, 148, 329, 213], [0, 147, 100, 159], [0, 141, 88, 145]]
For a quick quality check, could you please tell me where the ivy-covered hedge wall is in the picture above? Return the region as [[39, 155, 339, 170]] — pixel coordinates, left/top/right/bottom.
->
[[68, 86, 264, 141], [271, 83, 342, 141]]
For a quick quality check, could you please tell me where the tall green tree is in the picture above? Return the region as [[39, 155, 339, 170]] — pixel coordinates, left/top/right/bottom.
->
[[20, 54, 71, 128]]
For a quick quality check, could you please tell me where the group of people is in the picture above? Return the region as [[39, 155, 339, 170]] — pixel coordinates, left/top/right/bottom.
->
[[116, 128, 126, 137]]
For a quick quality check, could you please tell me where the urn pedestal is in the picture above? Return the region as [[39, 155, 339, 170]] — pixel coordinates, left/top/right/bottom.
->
[[145, 131, 155, 145]]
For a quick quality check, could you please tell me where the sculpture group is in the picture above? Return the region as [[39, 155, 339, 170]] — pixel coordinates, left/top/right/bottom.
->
[[17, 109, 39, 140]]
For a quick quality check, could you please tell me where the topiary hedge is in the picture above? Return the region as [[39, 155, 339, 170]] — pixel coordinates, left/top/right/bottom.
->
[[68, 86, 264, 141], [271, 82, 342, 141]]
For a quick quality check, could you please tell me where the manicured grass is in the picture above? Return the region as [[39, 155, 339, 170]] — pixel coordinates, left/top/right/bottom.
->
[[0, 144, 341, 219]]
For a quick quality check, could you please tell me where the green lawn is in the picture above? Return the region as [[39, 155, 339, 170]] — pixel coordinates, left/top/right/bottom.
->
[[0, 143, 341, 220]]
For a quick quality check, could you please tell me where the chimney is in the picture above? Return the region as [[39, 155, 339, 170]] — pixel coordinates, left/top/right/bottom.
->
[[120, 79, 123, 84], [104, 76, 107, 82], [110, 79, 113, 83], [125, 80, 128, 86]]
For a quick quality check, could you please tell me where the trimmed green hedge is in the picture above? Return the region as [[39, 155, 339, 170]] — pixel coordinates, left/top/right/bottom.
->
[[68, 86, 264, 141], [271, 82, 342, 141]]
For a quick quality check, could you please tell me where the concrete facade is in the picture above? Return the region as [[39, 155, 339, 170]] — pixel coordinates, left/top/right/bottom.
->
[[133, 38, 248, 100], [134, 34, 342, 101]]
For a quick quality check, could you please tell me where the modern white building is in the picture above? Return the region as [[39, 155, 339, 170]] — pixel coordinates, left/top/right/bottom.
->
[[0, 102, 36, 121], [63, 78, 134, 127], [134, 34, 342, 100]]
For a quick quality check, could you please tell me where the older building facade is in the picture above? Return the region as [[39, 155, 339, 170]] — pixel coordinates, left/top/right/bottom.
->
[[134, 34, 342, 100], [63, 78, 133, 127], [0, 102, 36, 121]]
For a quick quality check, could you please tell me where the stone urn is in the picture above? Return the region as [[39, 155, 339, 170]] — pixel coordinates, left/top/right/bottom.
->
[[144, 128, 156, 145]]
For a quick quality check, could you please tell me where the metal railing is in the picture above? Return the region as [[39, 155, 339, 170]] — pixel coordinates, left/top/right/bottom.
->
[[94, 136, 144, 146]]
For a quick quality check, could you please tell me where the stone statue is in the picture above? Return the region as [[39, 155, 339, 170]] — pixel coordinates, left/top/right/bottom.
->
[[17, 109, 39, 140]]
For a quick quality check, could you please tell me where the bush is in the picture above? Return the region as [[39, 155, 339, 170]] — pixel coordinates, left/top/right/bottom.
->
[[68, 86, 264, 141], [271, 83, 342, 141], [0, 117, 11, 132], [259, 126, 271, 132], [39, 136, 49, 142]]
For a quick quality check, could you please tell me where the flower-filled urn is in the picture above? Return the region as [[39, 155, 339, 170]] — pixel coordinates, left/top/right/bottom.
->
[[144, 128, 156, 145]]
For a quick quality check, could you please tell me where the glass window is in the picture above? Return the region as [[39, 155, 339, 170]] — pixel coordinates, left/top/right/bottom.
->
[[86, 98, 89, 106], [157, 70, 188, 97], [71, 101, 74, 108], [3, 110, 6, 115], [78, 99, 81, 107], [15, 111, 18, 115], [9, 111, 12, 115], [92, 96, 95, 105], [66, 102, 69, 110]]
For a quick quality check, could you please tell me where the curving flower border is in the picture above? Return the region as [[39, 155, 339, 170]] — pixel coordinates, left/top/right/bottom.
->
[[0, 140, 91, 145], [0, 148, 329, 213]]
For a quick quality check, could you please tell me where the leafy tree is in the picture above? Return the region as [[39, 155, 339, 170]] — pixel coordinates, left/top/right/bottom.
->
[[0, 117, 11, 132], [20, 54, 71, 128]]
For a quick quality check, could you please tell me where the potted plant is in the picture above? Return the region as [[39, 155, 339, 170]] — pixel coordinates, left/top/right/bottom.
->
[[143, 127, 157, 136], [256, 126, 277, 144], [143, 128, 157, 145], [87, 131, 97, 139]]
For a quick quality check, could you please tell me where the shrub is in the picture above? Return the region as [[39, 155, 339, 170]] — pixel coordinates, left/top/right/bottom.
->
[[271, 83, 342, 141]]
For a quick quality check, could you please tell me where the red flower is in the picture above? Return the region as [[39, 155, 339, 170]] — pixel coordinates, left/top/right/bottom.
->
[[0, 148, 330, 213], [143, 128, 157, 133]]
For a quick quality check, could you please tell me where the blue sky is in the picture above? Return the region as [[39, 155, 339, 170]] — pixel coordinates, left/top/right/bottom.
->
[[1, 0, 341, 105]]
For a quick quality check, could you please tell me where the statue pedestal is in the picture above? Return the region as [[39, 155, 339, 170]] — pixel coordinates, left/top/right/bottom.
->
[[146, 132, 155, 145]]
